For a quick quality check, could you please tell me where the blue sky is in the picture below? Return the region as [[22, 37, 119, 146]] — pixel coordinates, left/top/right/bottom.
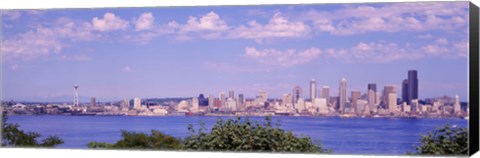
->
[[1, 2, 470, 102]]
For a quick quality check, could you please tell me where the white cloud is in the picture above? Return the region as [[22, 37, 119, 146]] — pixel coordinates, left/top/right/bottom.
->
[[244, 47, 321, 67], [122, 65, 132, 72], [305, 2, 468, 35], [1, 18, 97, 62], [230, 13, 310, 42], [180, 11, 229, 32], [92, 12, 129, 32], [244, 39, 467, 66], [134, 12, 154, 31]]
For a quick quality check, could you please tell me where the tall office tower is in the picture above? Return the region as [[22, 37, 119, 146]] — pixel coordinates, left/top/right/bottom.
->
[[220, 92, 226, 108], [208, 94, 215, 110], [292, 86, 302, 105], [351, 91, 361, 114], [310, 79, 317, 101], [73, 84, 79, 106], [192, 97, 199, 111], [401, 79, 408, 103], [315, 98, 328, 114], [411, 99, 419, 112], [228, 90, 235, 99], [134, 97, 141, 109], [90, 97, 96, 107], [338, 78, 348, 113], [282, 93, 292, 107], [388, 93, 397, 113], [407, 70, 419, 104], [123, 99, 130, 109], [382, 85, 396, 109], [367, 84, 376, 112], [296, 98, 305, 112], [453, 95, 461, 114], [226, 98, 237, 111], [238, 94, 245, 106], [321, 86, 330, 105], [258, 90, 267, 103]]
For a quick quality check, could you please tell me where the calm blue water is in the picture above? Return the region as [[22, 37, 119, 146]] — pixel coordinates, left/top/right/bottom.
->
[[7, 115, 468, 155]]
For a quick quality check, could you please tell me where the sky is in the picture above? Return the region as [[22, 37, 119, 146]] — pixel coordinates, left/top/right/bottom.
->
[[1, 2, 470, 102]]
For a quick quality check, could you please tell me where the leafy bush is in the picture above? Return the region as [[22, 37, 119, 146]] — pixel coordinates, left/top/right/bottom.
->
[[88, 130, 182, 150], [412, 124, 468, 155], [2, 111, 64, 147], [88, 116, 330, 153], [183, 116, 330, 153]]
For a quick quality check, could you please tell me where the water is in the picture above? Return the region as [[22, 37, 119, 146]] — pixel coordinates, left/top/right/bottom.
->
[[6, 115, 468, 155]]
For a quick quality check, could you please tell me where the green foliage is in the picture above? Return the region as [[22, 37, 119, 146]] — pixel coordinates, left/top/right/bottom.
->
[[412, 124, 468, 155], [2, 111, 64, 147], [88, 130, 182, 150], [183, 116, 330, 153]]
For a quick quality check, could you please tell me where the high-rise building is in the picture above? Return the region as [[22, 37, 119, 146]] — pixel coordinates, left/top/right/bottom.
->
[[296, 98, 305, 112], [411, 99, 419, 112], [401, 79, 408, 103], [321, 86, 330, 105], [388, 93, 397, 113], [220, 92, 226, 108], [258, 90, 267, 103], [310, 79, 317, 101], [453, 95, 461, 114], [408, 70, 419, 103], [134, 97, 141, 109], [338, 78, 348, 113], [382, 85, 395, 109], [192, 97, 199, 111], [282, 93, 293, 108], [123, 99, 130, 109], [315, 98, 328, 114], [292, 86, 302, 105], [208, 94, 215, 109], [367, 83, 376, 112], [351, 91, 361, 114], [238, 94, 245, 107], [90, 97, 96, 107], [226, 98, 237, 111], [73, 84, 79, 106], [228, 91, 235, 99]]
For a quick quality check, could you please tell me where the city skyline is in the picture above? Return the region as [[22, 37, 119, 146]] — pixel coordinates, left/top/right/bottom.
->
[[1, 2, 469, 102]]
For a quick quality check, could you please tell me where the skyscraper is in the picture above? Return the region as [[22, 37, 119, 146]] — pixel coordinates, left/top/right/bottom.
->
[[220, 92, 226, 108], [310, 79, 317, 101], [292, 86, 302, 105], [134, 97, 141, 109], [351, 91, 361, 114], [192, 97, 199, 111], [338, 78, 348, 113], [321, 86, 330, 105], [453, 95, 461, 114], [367, 83, 376, 112], [408, 70, 418, 104], [123, 99, 130, 109], [73, 84, 79, 106], [238, 94, 245, 110], [258, 90, 267, 103], [90, 97, 96, 107], [383, 85, 396, 110], [401, 79, 408, 103], [228, 90, 235, 99], [208, 94, 215, 109], [388, 93, 398, 113]]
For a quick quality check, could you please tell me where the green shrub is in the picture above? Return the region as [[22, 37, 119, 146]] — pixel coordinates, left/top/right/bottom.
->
[[412, 124, 468, 155], [182, 116, 330, 153], [88, 130, 182, 150], [2, 111, 64, 147]]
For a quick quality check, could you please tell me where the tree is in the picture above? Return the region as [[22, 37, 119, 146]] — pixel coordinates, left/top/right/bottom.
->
[[412, 124, 468, 155], [88, 130, 182, 150], [2, 111, 64, 147], [182, 116, 330, 153]]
